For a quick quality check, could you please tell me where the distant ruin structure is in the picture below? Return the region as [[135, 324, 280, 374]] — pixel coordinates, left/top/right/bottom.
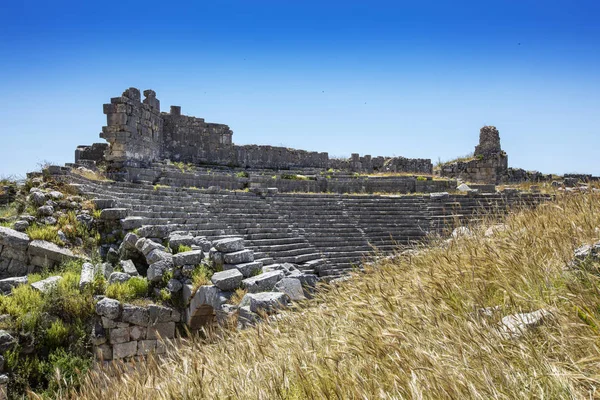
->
[[79, 87, 432, 174]]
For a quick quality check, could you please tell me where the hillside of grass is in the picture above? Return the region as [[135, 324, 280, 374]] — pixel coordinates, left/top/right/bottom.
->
[[70, 192, 600, 399]]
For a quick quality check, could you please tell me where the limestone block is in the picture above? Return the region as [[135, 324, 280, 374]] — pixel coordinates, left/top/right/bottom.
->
[[224, 261, 263, 278], [120, 259, 139, 276], [241, 292, 289, 314], [223, 249, 254, 265], [31, 276, 62, 293], [147, 322, 175, 340], [95, 344, 112, 361], [147, 259, 171, 282], [102, 317, 117, 329], [96, 298, 121, 320], [274, 278, 305, 301], [172, 250, 203, 267], [28, 240, 79, 267], [242, 270, 284, 293], [137, 339, 157, 355], [213, 237, 244, 253], [100, 208, 129, 220], [211, 269, 243, 291], [108, 272, 131, 284], [79, 262, 95, 290], [0, 276, 27, 294], [122, 304, 150, 326], [130, 326, 147, 341], [109, 327, 130, 344], [148, 304, 173, 324], [112, 341, 137, 359], [0, 227, 30, 250]]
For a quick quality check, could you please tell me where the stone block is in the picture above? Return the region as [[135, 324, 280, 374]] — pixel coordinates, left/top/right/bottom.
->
[[211, 269, 243, 291], [274, 278, 305, 301], [122, 217, 145, 230], [242, 270, 284, 293], [95, 344, 112, 361], [28, 240, 79, 266], [31, 276, 62, 293], [100, 208, 129, 220], [172, 250, 203, 266], [108, 272, 131, 284], [223, 261, 263, 278], [147, 322, 175, 340], [148, 304, 173, 324], [79, 262, 95, 290], [146, 249, 172, 264], [223, 249, 254, 264], [120, 259, 139, 276], [0, 227, 29, 250], [241, 292, 289, 314], [122, 304, 149, 326], [0, 276, 27, 294], [137, 339, 157, 355], [130, 325, 147, 341], [213, 237, 244, 253], [112, 341, 137, 359], [96, 298, 121, 320], [102, 317, 118, 329], [109, 327, 130, 344], [147, 259, 171, 282]]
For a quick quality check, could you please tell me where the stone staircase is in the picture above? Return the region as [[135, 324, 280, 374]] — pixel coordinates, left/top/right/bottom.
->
[[65, 174, 547, 277]]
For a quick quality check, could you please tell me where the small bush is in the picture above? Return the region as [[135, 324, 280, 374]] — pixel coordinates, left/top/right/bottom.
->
[[106, 277, 149, 302], [44, 348, 92, 395], [192, 264, 213, 292], [416, 176, 427, 181], [176, 244, 193, 254], [235, 171, 249, 178], [45, 320, 69, 348], [26, 224, 64, 246]]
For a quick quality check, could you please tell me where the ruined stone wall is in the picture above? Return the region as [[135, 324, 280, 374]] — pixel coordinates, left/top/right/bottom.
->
[[329, 154, 433, 174], [88, 87, 433, 173], [75, 143, 108, 164], [100, 88, 163, 166], [234, 145, 329, 169], [162, 106, 234, 164]]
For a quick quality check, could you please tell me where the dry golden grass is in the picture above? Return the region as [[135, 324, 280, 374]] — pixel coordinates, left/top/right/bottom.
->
[[71, 168, 111, 182], [65, 192, 600, 399]]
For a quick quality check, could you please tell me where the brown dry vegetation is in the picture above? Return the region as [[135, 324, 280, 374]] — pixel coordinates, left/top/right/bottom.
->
[[63, 192, 600, 399]]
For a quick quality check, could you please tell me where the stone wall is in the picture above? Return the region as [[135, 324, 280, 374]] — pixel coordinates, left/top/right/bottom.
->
[[0, 227, 82, 279], [75, 143, 108, 164], [440, 126, 509, 184], [83, 87, 433, 174], [93, 299, 179, 361], [100, 88, 163, 166]]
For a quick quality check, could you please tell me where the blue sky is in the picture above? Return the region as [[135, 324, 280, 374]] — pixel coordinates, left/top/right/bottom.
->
[[1, 0, 599, 177]]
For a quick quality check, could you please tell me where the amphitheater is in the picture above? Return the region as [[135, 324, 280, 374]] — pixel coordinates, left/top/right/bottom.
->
[[0, 87, 556, 376], [65, 87, 548, 278]]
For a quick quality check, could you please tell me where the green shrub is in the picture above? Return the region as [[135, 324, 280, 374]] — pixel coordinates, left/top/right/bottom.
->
[[45, 320, 69, 348], [26, 224, 64, 246], [106, 277, 149, 302], [416, 176, 427, 181], [235, 171, 250, 178], [192, 264, 213, 292], [44, 348, 92, 395], [175, 244, 193, 254]]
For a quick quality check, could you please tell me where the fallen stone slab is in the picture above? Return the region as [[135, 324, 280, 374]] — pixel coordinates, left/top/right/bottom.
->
[[121, 216, 145, 230], [213, 237, 245, 253], [242, 270, 284, 293], [0, 227, 30, 250], [108, 272, 131, 284], [146, 249, 172, 265], [172, 250, 204, 267], [168, 233, 196, 248], [79, 262, 95, 290], [0, 276, 27, 294], [430, 192, 449, 200], [31, 276, 62, 293], [500, 309, 555, 339], [120, 259, 139, 276], [28, 240, 80, 267], [211, 269, 243, 291], [139, 239, 167, 256], [147, 259, 172, 282], [274, 277, 305, 301], [241, 292, 289, 314], [224, 261, 263, 278], [223, 249, 254, 265]]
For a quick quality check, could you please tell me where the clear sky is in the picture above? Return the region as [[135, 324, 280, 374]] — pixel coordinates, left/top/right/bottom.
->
[[1, 0, 599, 178]]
